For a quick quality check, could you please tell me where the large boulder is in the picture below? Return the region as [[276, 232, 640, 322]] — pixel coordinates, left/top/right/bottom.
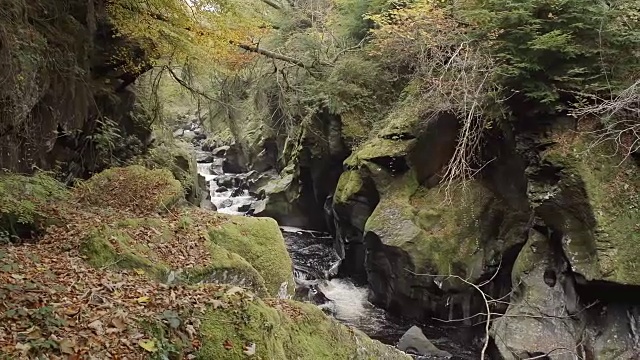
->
[[208, 216, 295, 296], [335, 109, 530, 321], [491, 230, 581, 359], [397, 326, 452, 358]]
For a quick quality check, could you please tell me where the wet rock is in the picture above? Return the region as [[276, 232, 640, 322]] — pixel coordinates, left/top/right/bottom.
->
[[172, 129, 184, 138], [194, 132, 206, 141], [215, 175, 235, 188], [237, 203, 252, 213], [231, 188, 244, 197], [397, 326, 451, 358], [200, 198, 217, 211], [182, 130, 196, 141], [196, 153, 214, 163], [215, 186, 228, 193], [219, 199, 233, 208], [202, 142, 216, 152], [212, 145, 230, 157], [222, 144, 248, 174]]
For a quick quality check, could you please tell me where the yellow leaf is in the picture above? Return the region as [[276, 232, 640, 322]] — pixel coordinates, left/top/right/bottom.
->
[[138, 339, 158, 353], [134, 268, 146, 275], [136, 296, 151, 304]]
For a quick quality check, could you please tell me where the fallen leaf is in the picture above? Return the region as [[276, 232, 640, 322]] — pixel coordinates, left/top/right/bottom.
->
[[136, 296, 151, 304], [138, 339, 158, 353], [225, 286, 243, 296], [15, 342, 31, 353], [88, 320, 104, 335], [111, 317, 127, 331], [59, 339, 75, 354], [211, 299, 224, 309], [186, 324, 197, 339], [223, 339, 233, 350], [134, 268, 146, 275], [18, 326, 41, 340]]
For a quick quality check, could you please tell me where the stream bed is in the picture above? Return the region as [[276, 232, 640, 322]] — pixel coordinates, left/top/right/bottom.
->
[[196, 152, 477, 359]]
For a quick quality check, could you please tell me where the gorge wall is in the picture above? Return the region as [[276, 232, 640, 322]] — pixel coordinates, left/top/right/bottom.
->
[[237, 102, 640, 357], [0, 0, 151, 180]]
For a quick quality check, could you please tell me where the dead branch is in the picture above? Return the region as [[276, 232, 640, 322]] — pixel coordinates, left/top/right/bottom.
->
[[572, 79, 640, 160], [407, 265, 501, 360]]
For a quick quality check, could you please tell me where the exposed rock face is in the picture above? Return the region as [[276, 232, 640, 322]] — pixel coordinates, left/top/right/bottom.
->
[[331, 109, 640, 357], [249, 110, 349, 230], [0, 1, 153, 180]]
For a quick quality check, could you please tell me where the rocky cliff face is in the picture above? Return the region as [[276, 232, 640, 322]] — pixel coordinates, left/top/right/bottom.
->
[[0, 0, 151, 180], [326, 109, 640, 357]]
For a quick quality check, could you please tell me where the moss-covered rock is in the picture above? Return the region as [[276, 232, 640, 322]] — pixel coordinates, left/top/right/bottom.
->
[[491, 230, 580, 359], [186, 242, 269, 296], [535, 131, 640, 285], [361, 164, 529, 320], [81, 223, 171, 280], [208, 215, 295, 297], [198, 297, 410, 360], [74, 165, 184, 215], [334, 170, 364, 205], [133, 140, 203, 206], [0, 172, 68, 240]]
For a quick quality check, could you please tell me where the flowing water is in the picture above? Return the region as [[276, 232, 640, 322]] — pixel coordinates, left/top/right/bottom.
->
[[196, 152, 477, 359]]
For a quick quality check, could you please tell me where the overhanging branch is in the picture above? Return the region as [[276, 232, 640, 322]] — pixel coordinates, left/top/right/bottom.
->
[[235, 43, 307, 69]]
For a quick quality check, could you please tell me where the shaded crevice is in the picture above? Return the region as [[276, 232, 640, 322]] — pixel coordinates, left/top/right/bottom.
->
[[367, 156, 410, 175]]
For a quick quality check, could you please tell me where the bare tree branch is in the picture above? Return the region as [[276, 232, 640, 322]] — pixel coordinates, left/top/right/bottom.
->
[[236, 43, 308, 68]]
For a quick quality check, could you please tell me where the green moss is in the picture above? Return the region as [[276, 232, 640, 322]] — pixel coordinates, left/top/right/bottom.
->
[[0, 172, 68, 239], [197, 298, 408, 360], [75, 165, 184, 215], [334, 170, 364, 204], [542, 135, 640, 284], [345, 137, 414, 167], [364, 168, 491, 278], [133, 140, 202, 205], [186, 242, 269, 297], [81, 225, 170, 280], [208, 216, 295, 297]]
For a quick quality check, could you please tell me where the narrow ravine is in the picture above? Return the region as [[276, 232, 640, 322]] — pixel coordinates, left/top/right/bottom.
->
[[195, 149, 477, 359]]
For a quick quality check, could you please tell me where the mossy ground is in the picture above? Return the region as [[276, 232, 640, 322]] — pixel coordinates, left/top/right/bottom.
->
[[543, 131, 640, 284], [198, 297, 408, 360], [74, 165, 184, 215]]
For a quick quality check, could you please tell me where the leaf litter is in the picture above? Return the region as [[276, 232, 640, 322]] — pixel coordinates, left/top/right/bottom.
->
[[0, 194, 242, 359]]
